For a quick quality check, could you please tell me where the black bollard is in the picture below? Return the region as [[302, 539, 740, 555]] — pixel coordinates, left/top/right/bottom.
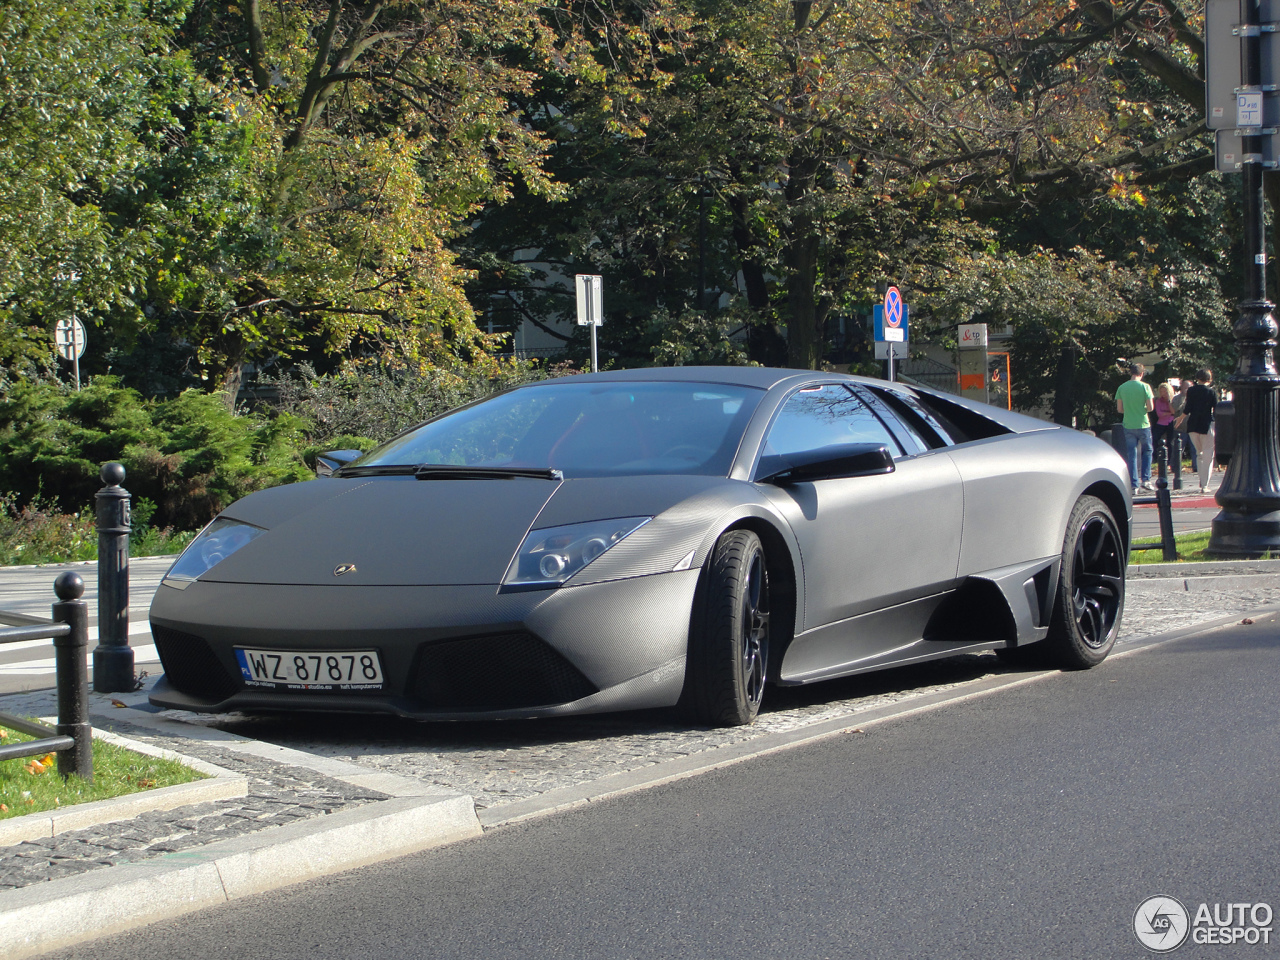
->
[[52, 572, 92, 780], [93, 461, 134, 693], [1154, 446, 1177, 562]]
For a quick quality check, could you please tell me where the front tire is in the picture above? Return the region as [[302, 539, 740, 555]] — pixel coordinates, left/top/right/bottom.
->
[[680, 530, 770, 726], [1039, 495, 1125, 668]]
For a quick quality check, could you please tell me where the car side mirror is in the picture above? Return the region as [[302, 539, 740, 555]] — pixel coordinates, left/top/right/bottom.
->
[[315, 449, 364, 477], [756, 443, 896, 485]]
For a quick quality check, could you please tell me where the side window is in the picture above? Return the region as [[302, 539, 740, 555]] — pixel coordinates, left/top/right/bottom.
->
[[761, 384, 903, 460], [862, 386, 953, 450]]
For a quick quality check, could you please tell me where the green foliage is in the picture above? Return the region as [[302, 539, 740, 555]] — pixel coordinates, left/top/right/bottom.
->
[[0, 495, 97, 565], [0, 0, 187, 380], [0, 379, 312, 530]]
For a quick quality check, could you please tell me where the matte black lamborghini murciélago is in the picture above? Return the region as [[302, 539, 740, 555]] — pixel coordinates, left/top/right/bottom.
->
[[149, 367, 1131, 727]]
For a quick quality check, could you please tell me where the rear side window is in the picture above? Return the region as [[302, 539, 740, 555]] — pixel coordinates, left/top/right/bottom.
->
[[761, 384, 903, 460], [910, 392, 1014, 443], [863, 386, 953, 449]]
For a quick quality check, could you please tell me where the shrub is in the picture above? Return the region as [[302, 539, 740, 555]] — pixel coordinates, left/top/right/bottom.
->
[[0, 379, 312, 530], [0, 494, 97, 565]]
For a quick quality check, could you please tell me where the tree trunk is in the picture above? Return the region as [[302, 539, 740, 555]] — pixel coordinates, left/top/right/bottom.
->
[[728, 193, 787, 366], [786, 218, 822, 369], [1051, 346, 1077, 426], [784, 156, 823, 370], [218, 359, 245, 411]]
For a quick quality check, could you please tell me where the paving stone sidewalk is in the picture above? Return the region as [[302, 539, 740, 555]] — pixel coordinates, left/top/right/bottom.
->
[[3, 576, 1278, 893]]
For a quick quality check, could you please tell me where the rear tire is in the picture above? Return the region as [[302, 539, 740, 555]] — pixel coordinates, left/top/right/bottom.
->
[[1027, 495, 1125, 669], [679, 530, 770, 726]]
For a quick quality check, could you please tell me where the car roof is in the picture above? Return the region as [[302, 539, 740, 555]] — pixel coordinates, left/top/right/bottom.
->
[[531, 366, 845, 391]]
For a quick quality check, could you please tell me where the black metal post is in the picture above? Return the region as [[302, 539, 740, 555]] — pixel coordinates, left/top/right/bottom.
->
[[1170, 430, 1182, 490], [52, 572, 92, 780], [93, 461, 134, 692], [1208, 0, 1280, 556], [1154, 446, 1178, 561]]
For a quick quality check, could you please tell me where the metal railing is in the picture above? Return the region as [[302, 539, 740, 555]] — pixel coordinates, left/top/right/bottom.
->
[[0, 572, 92, 780]]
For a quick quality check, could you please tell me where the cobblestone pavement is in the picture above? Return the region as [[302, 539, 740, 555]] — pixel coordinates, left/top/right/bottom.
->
[[0, 724, 388, 890], [2, 579, 1277, 891]]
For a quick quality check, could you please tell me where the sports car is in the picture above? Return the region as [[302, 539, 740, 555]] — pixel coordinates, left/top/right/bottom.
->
[[148, 366, 1130, 727]]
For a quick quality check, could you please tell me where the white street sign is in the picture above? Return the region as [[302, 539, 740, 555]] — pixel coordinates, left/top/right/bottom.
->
[[1238, 90, 1264, 127], [54, 317, 86, 360], [957, 323, 988, 348], [875, 341, 908, 360], [575, 274, 603, 326]]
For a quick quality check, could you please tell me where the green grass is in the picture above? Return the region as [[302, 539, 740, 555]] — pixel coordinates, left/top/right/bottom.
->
[[1129, 529, 1277, 563], [1129, 529, 1212, 564], [0, 723, 206, 820]]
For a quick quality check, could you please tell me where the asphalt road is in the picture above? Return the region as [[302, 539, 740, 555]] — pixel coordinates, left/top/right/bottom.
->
[[45, 614, 1280, 960]]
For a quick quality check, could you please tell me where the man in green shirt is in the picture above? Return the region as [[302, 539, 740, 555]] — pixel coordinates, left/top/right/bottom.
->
[[1115, 362, 1155, 492]]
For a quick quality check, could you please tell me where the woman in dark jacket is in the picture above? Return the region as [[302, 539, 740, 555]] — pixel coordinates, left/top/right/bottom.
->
[[1184, 368, 1217, 493]]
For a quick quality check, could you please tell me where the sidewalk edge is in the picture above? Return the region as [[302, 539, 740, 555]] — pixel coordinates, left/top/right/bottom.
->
[[0, 792, 480, 960], [0, 727, 247, 848]]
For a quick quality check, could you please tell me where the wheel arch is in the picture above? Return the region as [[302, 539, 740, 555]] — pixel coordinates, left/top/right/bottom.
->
[[1082, 479, 1130, 553]]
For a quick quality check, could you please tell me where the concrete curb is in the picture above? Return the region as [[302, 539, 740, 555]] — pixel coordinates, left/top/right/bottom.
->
[[1127, 573, 1280, 594], [1128, 557, 1280, 578], [0, 728, 247, 848], [0, 792, 481, 960]]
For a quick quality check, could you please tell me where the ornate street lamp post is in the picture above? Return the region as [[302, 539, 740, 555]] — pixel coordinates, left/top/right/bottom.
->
[[1208, 0, 1280, 556]]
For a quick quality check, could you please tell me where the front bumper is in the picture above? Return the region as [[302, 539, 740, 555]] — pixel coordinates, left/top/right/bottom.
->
[[147, 570, 700, 720]]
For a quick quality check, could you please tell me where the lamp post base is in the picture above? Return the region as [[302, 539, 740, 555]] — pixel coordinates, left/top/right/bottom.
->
[[1208, 509, 1280, 556], [1207, 296, 1280, 558], [92, 643, 135, 694]]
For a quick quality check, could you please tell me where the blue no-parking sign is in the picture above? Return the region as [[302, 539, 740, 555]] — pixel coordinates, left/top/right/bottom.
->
[[873, 286, 908, 344]]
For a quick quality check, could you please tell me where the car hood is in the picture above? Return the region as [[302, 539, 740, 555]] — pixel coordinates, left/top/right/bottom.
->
[[191, 473, 742, 587], [199, 477, 560, 586]]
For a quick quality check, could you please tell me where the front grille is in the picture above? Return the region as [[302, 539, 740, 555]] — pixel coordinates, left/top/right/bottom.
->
[[152, 625, 239, 702], [410, 632, 597, 711]]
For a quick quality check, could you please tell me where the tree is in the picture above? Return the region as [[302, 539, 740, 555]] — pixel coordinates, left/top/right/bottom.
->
[[128, 0, 571, 399], [0, 0, 183, 382]]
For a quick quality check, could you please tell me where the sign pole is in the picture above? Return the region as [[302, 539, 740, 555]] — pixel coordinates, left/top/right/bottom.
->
[[1208, 0, 1280, 556], [874, 285, 907, 382], [575, 274, 604, 373]]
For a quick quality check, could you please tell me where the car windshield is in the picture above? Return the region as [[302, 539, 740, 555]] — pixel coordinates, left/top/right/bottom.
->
[[351, 380, 764, 478]]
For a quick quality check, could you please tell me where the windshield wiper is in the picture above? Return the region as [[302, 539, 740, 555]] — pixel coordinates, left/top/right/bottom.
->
[[332, 464, 417, 477], [413, 465, 564, 481], [334, 463, 564, 480]]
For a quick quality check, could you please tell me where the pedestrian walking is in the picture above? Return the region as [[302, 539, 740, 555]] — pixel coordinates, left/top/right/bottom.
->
[[1115, 362, 1154, 492], [1152, 381, 1176, 468], [1171, 378, 1197, 475], [1184, 368, 1217, 493]]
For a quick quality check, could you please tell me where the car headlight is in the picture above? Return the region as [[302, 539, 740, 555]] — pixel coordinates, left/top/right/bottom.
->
[[503, 517, 651, 588], [165, 518, 266, 581]]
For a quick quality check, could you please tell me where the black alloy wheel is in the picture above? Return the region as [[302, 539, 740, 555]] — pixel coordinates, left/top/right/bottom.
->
[[1043, 494, 1125, 668], [679, 529, 771, 726]]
